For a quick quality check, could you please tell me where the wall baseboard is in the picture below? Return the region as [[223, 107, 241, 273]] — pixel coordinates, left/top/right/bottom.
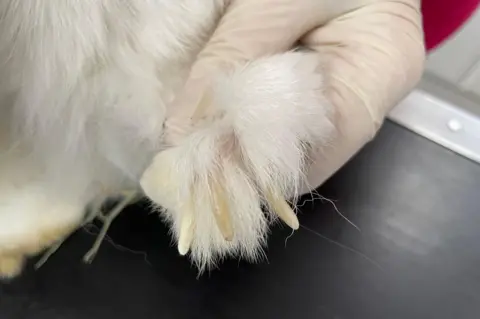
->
[[388, 89, 480, 164]]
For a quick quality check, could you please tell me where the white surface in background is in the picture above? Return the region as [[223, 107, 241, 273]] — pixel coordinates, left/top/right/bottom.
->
[[388, 90, 480, 164], [460, 60, 480, 96], [426, 8, 480, 91]]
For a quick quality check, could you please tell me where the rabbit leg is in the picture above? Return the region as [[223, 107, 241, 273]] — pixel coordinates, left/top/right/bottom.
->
[[141, 52, 335, 272], [0, 181, 86, 278]]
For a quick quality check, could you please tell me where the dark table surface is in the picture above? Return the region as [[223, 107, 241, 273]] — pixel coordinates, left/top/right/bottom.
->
[[1, 121, 480, 319]]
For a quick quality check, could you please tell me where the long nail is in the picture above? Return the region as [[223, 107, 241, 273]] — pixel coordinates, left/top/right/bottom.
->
[[178, 211, 195, 256], [266, 190, 299, 230], [211, 176, 234, 241]]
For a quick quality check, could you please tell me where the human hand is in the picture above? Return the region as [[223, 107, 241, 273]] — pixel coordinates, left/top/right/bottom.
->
[[173, 0, 425, 191]]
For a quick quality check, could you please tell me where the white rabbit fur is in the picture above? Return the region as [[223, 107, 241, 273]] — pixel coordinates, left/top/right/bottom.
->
[[0, 0, 334, 277]]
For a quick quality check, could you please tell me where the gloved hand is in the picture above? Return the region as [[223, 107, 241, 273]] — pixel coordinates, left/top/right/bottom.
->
[[141, 0, 425, 271], [172, 0, 425, 192]]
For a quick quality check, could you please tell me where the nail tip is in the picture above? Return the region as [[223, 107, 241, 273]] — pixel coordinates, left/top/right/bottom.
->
[[291, 222, 300, 230], [178, 246, 189, 256]]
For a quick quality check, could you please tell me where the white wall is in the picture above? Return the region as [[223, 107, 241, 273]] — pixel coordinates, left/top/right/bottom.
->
[[387, 8, 480, 165], [425, 8, 480, 97]]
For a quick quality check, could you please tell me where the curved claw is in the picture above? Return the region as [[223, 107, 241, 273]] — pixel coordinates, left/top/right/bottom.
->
[[177, 192, 196, 255], [266, 190, 299, 230], [211, 176, 234, 241], [178, 211, 195, 256]]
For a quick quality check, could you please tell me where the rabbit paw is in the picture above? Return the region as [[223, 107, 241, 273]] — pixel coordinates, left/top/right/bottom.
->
[[141, 52, 335, 271]]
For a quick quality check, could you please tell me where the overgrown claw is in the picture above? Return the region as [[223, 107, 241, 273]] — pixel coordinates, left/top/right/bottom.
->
[[178, 211, 194, 256], [266, 190, 299, 230], [211, 176, 234, 241]]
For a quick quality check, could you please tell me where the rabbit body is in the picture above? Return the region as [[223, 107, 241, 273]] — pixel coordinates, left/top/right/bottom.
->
[[0, 0, 334, 277]]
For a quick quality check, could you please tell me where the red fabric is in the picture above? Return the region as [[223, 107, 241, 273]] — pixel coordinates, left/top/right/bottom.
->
[[422, 0, 480, 51]]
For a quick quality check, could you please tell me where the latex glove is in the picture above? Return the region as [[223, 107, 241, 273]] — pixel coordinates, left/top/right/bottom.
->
[[141, 0, 425, 271], [173, 0, 425, 192]]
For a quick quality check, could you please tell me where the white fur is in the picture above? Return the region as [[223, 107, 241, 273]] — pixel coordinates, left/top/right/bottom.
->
[[0, 0, 334, 276]]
